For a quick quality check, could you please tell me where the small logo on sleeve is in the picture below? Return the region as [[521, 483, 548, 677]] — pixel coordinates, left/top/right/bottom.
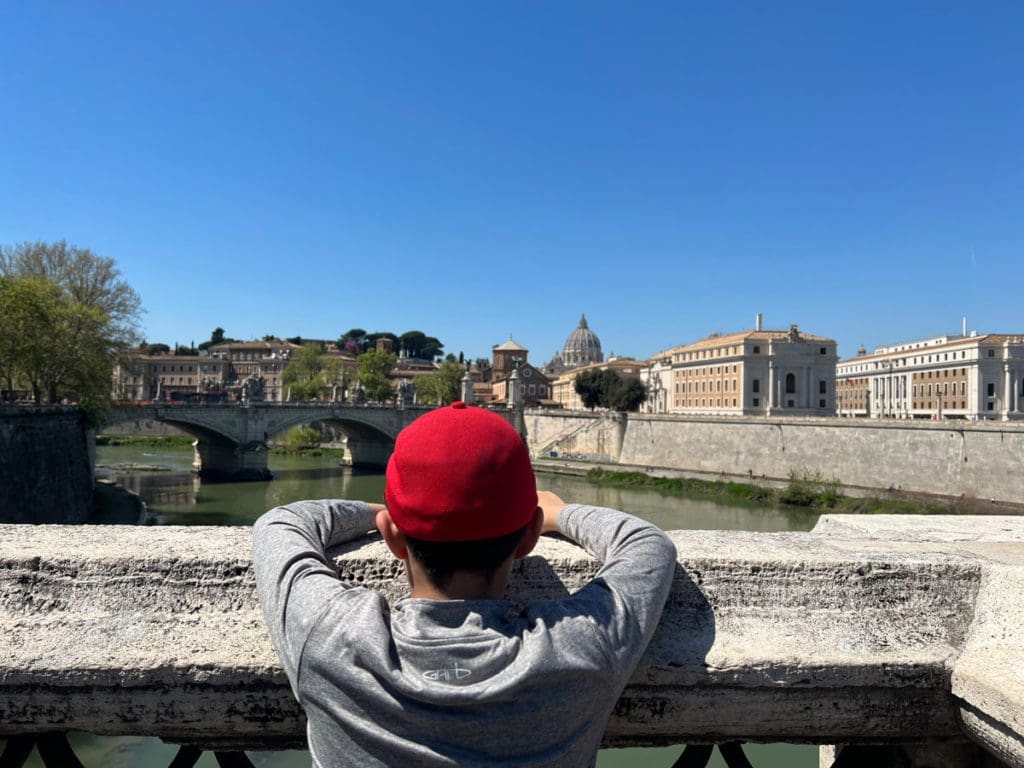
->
[[423, 664, 472, 682]]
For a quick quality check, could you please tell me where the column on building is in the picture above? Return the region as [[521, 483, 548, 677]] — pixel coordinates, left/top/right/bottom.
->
[[767, 360, 775, 414], [1004, 364, 1013, 420]]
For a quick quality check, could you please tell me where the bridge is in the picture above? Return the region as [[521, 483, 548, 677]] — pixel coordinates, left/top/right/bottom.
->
[[1, 514, 1022, 767], [104, 403, 524, 480]]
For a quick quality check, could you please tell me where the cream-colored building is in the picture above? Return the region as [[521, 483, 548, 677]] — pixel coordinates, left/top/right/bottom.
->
[[551, 358, 644, 410], [837, 332, 1024, 420], [643, 318, 838, 417], [112, 354, 230, 402]]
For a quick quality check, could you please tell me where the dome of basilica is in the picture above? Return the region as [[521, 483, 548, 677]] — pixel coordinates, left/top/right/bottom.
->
[[562, 315, 603, 369]]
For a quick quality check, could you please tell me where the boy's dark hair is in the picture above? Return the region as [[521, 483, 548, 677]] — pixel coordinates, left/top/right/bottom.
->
[[405, 522, 531, 590]]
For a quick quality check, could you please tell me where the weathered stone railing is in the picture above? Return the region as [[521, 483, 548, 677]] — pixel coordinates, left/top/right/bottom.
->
[[1, 515, 1022, 767]]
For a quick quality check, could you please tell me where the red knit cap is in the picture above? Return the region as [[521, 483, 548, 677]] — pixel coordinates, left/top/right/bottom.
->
[[385, 402, 538, 542]]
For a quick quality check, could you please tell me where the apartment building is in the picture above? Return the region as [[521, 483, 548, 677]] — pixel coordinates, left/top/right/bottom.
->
[[642, 316, 838, 417], [837, 332, 1024, 420]]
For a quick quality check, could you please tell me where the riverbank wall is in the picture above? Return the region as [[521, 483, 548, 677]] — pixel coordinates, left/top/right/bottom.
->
[[0, 407, 94, 523], [525, 410, 1024, 503]]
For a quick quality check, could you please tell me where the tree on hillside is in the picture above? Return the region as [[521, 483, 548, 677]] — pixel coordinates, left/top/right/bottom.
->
[[338, 328, 368, 355], [357, 349, 397, 403], [415, 361, 464, 405], [0, 240, 142, 347]]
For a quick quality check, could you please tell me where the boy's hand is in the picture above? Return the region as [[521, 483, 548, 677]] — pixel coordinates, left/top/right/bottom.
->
[[537, 491, 567, 534]]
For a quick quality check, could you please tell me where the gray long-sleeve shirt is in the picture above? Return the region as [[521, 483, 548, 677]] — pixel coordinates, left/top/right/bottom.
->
[[253, 500, 676, 767]]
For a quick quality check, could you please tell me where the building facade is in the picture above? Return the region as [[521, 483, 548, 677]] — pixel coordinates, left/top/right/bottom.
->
[[112, 355, 230, 402], [644, 320, 838, 417], [836, 333, 1024, 420]]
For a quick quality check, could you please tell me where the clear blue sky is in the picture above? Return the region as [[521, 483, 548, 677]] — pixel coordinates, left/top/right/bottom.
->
[[2, 2, 1021, 362]]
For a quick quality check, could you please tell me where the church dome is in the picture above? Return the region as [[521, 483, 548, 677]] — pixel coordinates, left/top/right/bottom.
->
[[562, 315, 603, 369]]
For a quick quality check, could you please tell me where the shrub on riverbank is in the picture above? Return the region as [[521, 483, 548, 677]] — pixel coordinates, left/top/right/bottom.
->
[[269, 425, 345, 460], [96, 435, 194, 448], [584, 468, 963, 515]]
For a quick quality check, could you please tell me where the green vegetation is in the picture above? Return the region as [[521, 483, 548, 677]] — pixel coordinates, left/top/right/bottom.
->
[[270, 425, 345, 459], [0, 241, 143, 423], [584, 467, 970, 515], [415, 360, 465, 405], [573, 369, 647, 412], [357, 348, 398, 402], [282, 343, 351, 401], [96, 434, 194, 447]]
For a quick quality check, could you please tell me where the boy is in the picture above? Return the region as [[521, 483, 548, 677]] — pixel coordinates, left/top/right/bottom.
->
[[253, 401, 676, 767]]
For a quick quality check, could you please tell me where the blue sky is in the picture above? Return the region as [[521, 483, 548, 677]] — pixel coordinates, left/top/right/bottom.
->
[[2, 2, 1021, 362]]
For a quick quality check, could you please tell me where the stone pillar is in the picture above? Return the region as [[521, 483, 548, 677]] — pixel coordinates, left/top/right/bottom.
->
[[1004, 364, 1012, 420], [192, 438, 270, 482], [346, 437, 395, 469], [766, 361, 775, 415], [507, 368, 522, 411], [460, 369, 474, 405]]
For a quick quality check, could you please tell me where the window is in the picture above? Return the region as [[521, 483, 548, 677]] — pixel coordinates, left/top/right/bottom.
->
[[987, 349, 995, 358], [787, 399, 795, 408], [753, 346, 760, 354], [987, 383, 995, 397], [785, 373, 796, 394], [732, 398, 737, 407], [752, 379, 760, 393], [820, 347, 827, 355], [819, 380, 827, 394], [987, 402, 994, 411], [819, 399, 826, 408], [961, 382, 966, 395], [753, 398, 760, 407]]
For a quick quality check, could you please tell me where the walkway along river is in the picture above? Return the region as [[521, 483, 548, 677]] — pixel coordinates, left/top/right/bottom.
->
[[29, 444, 821, 768]]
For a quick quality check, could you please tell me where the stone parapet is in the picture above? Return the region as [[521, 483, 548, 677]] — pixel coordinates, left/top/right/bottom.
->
[[0, 516, 1022, 765]]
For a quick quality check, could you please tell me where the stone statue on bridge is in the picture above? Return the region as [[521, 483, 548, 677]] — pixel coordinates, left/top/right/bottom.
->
[[241, 375, 266, 404]]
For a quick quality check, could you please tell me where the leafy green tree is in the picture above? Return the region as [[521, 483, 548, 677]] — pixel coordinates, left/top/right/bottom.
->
[[283, 343, 326, 400], [574, 369, 647, 412], [338, 328, 368, 354], [0, 275, 114, 417], [607, 378, 648, 412], [0, 240, 142, 347], [415, 361, 464, 405], [357, 349, 397, 402]]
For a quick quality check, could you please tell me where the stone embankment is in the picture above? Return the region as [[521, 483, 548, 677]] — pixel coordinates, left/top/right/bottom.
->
[[0, 515, 1022, 766], [0, 406, 94, 523], [526, 410, 1024, 503]]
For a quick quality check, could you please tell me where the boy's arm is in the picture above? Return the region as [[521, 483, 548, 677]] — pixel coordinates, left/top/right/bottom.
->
[[252, 500, 381, 684], [538, 491, 677, 671]]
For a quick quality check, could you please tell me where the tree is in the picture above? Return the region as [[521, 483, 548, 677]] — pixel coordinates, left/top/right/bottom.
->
[[608, 378, 648, 412], [338, 328, 368, 355], [0, 275, 114, 416], [357, 349, 397, 402], [574, 369, 647, 412], [574, 369, 610, 410], [415, 361, 464, 405], [283, 343, 326, 400], [0, 240, 142, 347], [211, 327, 226, 345]]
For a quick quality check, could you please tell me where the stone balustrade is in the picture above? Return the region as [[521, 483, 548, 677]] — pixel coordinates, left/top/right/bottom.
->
[[1, 515, 1022, 767]]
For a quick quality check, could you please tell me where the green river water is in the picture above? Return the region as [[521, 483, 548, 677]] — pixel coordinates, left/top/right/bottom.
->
[[37, 446, 823, 767]]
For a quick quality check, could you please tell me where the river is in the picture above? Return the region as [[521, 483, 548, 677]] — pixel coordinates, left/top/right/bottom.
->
[[67, 446, 823, 767]]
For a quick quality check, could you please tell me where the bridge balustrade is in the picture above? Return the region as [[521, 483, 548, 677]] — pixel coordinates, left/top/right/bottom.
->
[[1, 515, 1021, 768]]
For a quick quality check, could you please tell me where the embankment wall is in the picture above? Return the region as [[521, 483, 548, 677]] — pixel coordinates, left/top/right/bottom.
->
[[525, 411, 1024, 501], [0, 407, 93, 523]]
